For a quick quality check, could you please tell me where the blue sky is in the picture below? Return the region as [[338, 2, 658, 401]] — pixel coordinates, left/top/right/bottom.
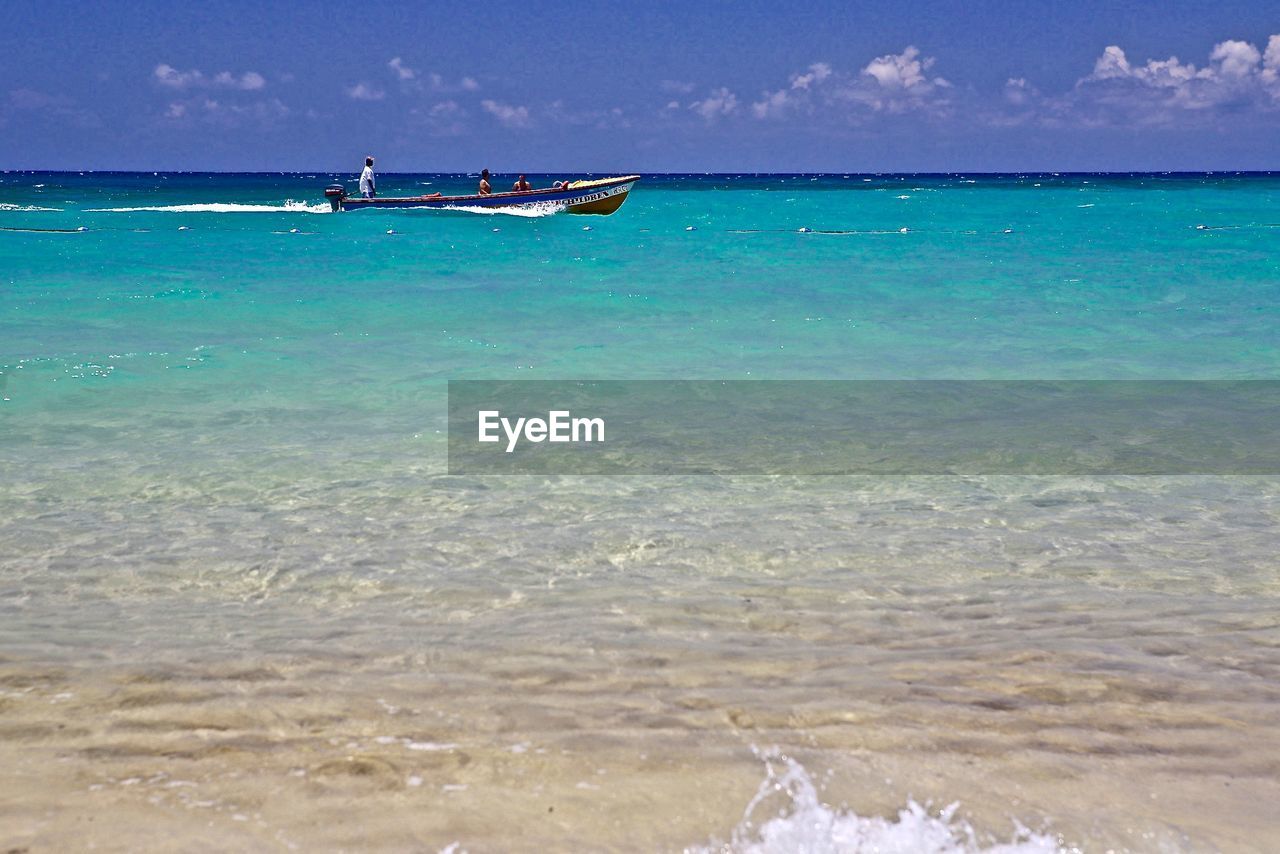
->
[[2, 0, 1279, 171]]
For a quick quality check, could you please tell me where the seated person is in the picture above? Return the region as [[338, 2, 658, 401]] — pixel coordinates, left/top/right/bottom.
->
[[512, 175, 532, 192], [478, 169, 492, 195]]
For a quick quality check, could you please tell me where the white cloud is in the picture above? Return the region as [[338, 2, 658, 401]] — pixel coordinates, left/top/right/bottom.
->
[[386, 59, 477, 92], [336, 60, 482, 96], [1265, 34, 1280, 84], [852, 46, 951, 111], [1074, 35, 1280, 119], [751, 89, 791, 119], [750, 49, 951, 120], [862, 47, 937, 90], [153, 64, 266, 91], [1210, 40, 1261, 78], [160, 95, 289, 126], [154, 64, 203, 89], [149, 64, 284, 127], [419, 72, 480, 93], [790, 62, 832, 90], [388, 57, 416, 80], [662, 35, 1280, 132], [661, 79, 696, 95], [1089, 45, 1130, 80], [1003, 77, 1041, 107], [752, 62, 832, 118], [481, 99, 530, 128], [213, 70, 265, 90], [346, 82, 386, 101], [689, 87, 738, 120]]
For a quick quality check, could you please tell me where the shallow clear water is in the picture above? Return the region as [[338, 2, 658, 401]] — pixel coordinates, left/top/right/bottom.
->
[[2, 172, 1279, 851]]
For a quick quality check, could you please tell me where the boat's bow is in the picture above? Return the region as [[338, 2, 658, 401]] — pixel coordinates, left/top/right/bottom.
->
[[561, 175, 639, 214]]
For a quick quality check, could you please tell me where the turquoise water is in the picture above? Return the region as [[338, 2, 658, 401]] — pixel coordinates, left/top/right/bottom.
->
[[2, 173, 1280, 851], [4, 173, 1278, 470], [5, 172, 1279, 395]]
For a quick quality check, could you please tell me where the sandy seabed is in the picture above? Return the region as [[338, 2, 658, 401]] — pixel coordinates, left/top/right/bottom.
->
[[2, 475, 1279, 851]]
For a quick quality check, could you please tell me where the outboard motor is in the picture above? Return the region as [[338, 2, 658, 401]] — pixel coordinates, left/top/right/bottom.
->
[[324, 184, 347, 212]]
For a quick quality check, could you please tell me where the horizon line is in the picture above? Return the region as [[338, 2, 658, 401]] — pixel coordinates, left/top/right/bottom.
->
[[5, 169, 1280, 177]]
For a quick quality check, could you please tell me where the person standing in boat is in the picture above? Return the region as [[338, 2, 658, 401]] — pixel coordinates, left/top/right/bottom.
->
[[512, 174, 532, 192], [478, 169, 492, 195], [359, 156, 376, 198]]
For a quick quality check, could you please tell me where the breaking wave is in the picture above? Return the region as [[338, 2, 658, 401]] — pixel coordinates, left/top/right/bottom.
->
[[0, 203, 64, 212], [84, 200, 330, 214], [686, 751, 1063, 854]]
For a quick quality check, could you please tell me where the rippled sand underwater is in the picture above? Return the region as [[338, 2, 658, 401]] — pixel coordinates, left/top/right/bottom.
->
[[3, 173, 1280, 850], [3, 471, 1279, 851]]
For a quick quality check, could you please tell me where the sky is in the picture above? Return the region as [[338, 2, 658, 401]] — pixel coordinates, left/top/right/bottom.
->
[[2, 0, 1279, 172]]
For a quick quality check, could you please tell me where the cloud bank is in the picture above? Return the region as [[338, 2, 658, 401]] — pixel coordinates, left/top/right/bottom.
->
[[1067, 35, 1280, 123], [668, 47, 955, 126], [142, 35, 1280, 138], [661, 35, 1280, 131]]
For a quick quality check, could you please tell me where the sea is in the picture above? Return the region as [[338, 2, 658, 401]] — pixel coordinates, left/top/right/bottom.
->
[[1, 172, 1278, 852]]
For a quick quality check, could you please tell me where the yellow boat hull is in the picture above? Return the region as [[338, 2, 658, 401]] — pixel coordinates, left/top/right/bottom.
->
[[563, 177, 638, 215]]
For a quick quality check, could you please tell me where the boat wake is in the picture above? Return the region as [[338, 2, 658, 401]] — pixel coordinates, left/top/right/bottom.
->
[[686, 750, 1062, 854], [84, 200, 331, 214], [439, 202, 565, 218]]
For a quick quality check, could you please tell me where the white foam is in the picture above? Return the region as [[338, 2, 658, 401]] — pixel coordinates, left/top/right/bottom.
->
[[686, 751, 1062, 854], [0, 203, 63, 212], [84, 200, 330, 214], [405, 740, 458, 751], [440, 203, 564, 218]]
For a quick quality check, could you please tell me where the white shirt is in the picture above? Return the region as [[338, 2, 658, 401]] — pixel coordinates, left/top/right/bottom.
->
[[359, 165, 375, 194]]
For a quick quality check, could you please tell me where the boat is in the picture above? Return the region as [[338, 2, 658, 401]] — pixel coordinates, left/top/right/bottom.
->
[[324, 175, 639, 215]]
